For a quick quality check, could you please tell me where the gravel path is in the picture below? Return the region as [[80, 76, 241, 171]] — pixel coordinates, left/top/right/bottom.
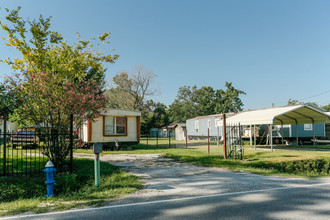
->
[[74, 153, 330, 205]]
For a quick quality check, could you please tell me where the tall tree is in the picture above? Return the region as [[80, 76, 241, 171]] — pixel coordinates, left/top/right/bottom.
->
[[322, 104, 330, 112], [0, 7, 118, 167], [106, 65, 157, 111], [168, 82, 245, 123], [214, 82, 246, 113], [141, 100, 169, 134]]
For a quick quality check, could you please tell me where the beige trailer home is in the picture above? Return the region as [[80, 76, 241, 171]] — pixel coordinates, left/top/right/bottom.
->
[[80, 109, 141, 149]]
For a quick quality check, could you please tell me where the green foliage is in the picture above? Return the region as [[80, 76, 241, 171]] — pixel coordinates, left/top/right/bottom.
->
[[0, 7, 118, 167], [106, 65, 157, 111], [141, 100, 169, 134], [0, 158, 142, 215], [0, 7, 118, 77], [168, 82, 245, 122], [322, 103, 330, 112], [0, 176, 44, 202], [0, 77, 21, 118]]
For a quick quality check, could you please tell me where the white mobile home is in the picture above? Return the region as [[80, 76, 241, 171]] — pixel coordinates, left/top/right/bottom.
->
[[186, 113, 235, 140]]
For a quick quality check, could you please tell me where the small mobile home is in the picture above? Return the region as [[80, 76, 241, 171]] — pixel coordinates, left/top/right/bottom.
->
[[80, 109, 141, 149]]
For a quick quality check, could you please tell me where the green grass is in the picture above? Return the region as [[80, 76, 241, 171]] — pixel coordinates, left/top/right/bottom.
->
[[2, 140, 330, 216], [0, 158, 143, 216], [76, 142, 330, 178]]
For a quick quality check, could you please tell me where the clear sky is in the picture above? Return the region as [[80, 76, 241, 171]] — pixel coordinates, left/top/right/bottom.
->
[[1, 0, 330, 110]]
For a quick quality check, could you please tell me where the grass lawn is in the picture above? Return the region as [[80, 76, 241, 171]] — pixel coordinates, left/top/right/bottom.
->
[[2, 139, 330, 216], [76, 141, 330, 178], [0, 158, 143, 216]]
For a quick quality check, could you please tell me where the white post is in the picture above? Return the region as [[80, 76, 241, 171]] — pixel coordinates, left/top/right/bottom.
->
[[312, 123, 315, 146], [270, 124, 273, 152], [249, 125, 252, 146], [254, 124, 256, 150]]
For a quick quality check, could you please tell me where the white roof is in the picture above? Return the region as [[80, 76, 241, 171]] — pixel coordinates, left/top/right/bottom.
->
[[100, 109, 141, 117], [225, 104, 330, 125]]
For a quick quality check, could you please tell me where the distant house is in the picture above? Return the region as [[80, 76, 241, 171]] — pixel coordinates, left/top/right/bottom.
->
[[186, 113, 235, 140], [173, 123, 186, 141], [149, 122, 176, 138], [0, 120, 18, 133], [80, 109, 141, 148]]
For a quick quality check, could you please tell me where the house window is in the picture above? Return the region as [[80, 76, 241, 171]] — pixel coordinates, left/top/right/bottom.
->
[[104, 116, 127, 136], [195, 121, 199, 132], [215, 119, 220, 127], [304, 124, 313, 131]]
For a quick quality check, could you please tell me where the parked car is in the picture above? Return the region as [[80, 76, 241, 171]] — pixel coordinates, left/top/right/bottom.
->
[[10, 130, 40, 148]]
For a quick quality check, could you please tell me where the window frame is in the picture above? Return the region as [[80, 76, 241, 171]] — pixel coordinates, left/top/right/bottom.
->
[[103, 116, 128, 136], [195, 120, 199, 132], [304, 124, 313, 131]]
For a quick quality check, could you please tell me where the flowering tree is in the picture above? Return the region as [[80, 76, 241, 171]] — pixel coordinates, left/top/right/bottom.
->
[[9, 71, 108, 167], [0, 7, 118, 168]]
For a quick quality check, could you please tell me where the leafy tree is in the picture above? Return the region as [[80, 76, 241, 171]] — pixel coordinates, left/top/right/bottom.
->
[[0, 7, 118, 168], [141, 100, 169, 134], [168, 82, 245, 123], [322, 104, 330, 112], [0, 75, 22, 120], [106, 65, 157, 111], [287, 99, 302, 105], [215, 82, 246, 113]]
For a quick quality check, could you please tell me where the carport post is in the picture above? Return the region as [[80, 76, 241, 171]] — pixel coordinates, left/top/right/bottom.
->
[[312, 122, 315, 146], [281, 122, 284, 145], [254, 124, 256, 150], [270, 124, 273, 152], [296, 123, 298, 146], [249, 125, 252, 146], [223, 114, 227, 159]]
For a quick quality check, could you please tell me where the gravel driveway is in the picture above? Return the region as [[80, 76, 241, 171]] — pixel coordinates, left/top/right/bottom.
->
[[75, 153, 330, 205]]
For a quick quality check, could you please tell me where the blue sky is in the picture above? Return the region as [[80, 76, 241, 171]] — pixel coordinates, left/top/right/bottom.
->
[[1, 0, 330, 110]]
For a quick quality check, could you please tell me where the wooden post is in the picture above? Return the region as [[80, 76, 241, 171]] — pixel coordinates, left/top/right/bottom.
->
[[70, 114, 73, 173], [223, 114, 227, 159], [185, 129, 188, 149]]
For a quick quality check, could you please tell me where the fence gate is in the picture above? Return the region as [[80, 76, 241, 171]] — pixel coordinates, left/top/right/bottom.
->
[[225, 123, 244, 160]]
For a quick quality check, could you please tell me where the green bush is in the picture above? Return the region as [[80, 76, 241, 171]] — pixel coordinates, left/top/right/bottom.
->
[[251, 159, 330, 175]]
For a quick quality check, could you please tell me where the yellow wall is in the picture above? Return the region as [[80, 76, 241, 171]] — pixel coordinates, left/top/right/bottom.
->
[[91, 116, 138, 142]]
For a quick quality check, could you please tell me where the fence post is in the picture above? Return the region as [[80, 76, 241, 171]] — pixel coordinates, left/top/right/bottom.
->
[[208, 128, 210, 154], [223, 114, 227, 159], [185, 129, 188, 149], [69, 114, 73, 174], [3, 117, 7, 175], [169, 130, 171, 148]]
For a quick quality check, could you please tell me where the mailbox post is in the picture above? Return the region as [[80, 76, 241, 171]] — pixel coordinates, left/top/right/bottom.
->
[[93, 143, 103, 187]]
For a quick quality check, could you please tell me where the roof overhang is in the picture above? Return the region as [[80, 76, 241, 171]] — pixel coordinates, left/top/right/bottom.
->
[[100, 109, 141, 117], [225, 104, 330, 125]]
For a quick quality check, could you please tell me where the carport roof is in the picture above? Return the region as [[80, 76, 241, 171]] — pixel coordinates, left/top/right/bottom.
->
[[225, 104, 330, 125]]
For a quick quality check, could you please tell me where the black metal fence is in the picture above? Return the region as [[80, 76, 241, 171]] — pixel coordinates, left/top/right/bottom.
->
[[0, 129, 74, 177], [141, 130, 183, 148]]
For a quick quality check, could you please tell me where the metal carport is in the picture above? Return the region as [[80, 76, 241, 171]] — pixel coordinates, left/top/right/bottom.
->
[[225, 104, 330, 151]]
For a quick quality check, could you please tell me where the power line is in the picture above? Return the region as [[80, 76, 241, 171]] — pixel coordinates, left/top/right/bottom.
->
[[297, 90, 330, 102]]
